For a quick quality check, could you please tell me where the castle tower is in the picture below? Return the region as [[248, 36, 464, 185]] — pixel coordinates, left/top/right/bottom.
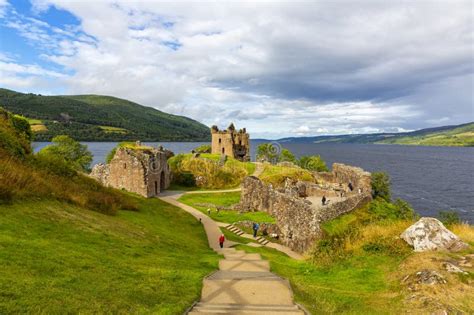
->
[[211, 123, 250, 162]]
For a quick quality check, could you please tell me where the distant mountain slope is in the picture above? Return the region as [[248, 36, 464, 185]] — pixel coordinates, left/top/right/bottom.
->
[[377, 122, 474, 146], [278, 122, 474, 147], [0, 88, 210, 141]]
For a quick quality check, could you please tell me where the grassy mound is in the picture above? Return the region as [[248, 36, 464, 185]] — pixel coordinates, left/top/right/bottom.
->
[[178, 192, 275, 224], [169, 153, 255, 189], [0, 198, 218, 314], [259, 163, 314, 187]]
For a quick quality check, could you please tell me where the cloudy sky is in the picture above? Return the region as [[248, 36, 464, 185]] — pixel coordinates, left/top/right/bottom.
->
[[0, 0, 472, 138]]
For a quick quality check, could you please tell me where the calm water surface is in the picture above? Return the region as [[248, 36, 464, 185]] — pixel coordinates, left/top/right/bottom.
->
[[33, 141, 474, 222]]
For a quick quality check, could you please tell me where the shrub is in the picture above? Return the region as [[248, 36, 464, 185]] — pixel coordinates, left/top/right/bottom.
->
[[280, 149, 296, 163], [298, 155, 328, 172], [368, 198, 415, 221], [11, 114, 33, 142], [439, 210, 461, 226], [105, 147, 117, 164], [172, 172, 196, 187], [0, 108, 32, 158], [31, 153, 77, 177], [371, 172, 391, 202], [393, 198, 416, 220], [256, 143, 280, 163], [38, 135, 93, 172]]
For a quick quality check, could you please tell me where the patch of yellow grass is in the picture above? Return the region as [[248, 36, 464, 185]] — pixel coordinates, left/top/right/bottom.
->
[[31, 124, 47, 132], [392, 251, 474, 313], [344, 220, 412, 252], [259, 164, 314, 187], [451, 223, 474, 244]]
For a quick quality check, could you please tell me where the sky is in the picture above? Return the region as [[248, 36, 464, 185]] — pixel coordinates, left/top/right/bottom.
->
[[0, 0, 472, 139]]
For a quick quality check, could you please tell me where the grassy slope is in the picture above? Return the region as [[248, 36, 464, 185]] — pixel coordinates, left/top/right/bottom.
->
[[377, 123, 474, 146], [0, 197, 219, 314], [0, 88, 210, 141], [178, 192, 275, 224], [169, 154, 256, 190], [235, 204, 474, 314], [0, 107, 219, 313]]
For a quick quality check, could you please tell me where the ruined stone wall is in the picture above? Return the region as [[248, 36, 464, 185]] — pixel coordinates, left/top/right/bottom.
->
[[90, 147, 171, 198], [332, 163, 371, 193], [238, 164, 372, 253]]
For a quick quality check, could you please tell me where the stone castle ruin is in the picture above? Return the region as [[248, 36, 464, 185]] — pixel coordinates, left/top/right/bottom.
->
[[237, 163, 372, 253], [91, 142, 171, 198], [211, 123, 250, 162]]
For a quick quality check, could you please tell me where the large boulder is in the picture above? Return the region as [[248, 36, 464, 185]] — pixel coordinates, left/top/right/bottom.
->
[[401, 217, 469, 252]]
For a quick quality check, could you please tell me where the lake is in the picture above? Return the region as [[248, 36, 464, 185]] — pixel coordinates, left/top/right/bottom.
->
[[33, 141, 474, 223]]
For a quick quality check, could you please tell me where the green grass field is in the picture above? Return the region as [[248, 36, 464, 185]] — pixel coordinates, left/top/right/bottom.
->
[[178, 192, 275, 224], [0, 198, 219, 314]]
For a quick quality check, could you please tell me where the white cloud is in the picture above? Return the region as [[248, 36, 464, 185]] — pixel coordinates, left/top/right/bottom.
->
[[0, 0, 472, 138]]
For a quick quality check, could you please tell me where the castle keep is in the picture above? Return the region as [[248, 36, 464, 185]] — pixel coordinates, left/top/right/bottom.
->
[[211, 123, 250, 161], [90, 143, 171, 198]]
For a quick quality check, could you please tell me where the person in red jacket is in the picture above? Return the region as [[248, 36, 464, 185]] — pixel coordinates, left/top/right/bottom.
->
[[219, 234, 225, 248]]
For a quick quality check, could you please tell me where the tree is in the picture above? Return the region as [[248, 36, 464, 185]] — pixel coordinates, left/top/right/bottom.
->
[[256, 143, 279, 163], [371, 172, 391, 202], [39, 135, 92, 172], [298, 155, 328, 172], [393, 198, 415, 220], [279, 149, 296, 163]]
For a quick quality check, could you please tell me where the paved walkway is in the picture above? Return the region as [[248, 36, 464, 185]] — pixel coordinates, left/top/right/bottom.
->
[[188, 247, 304, 314], [158, 190, 306, 314]]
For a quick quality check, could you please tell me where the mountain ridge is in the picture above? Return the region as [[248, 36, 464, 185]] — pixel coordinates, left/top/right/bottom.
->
[[0, 88, 210, 142], [264, 122, 474, 146]]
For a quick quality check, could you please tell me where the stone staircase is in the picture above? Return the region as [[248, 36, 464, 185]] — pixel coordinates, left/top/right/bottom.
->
[[187, 247, 305, 315], [225, 224, 270, 245]]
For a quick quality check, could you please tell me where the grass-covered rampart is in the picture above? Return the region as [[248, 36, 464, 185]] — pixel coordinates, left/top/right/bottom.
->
[[169, 153, 255, 189]]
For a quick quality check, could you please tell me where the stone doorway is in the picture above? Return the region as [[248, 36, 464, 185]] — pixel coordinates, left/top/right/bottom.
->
[[160, 171, 166, 191], [154, 181, 158, 195]]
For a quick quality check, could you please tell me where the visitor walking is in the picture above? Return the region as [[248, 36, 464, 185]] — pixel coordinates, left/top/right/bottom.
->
[[252, 222, 260, 238], [322, 195, 327, 206], [219, 234, 225, 248]]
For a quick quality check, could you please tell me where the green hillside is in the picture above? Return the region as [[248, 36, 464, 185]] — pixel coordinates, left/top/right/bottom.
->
[[0, 108, 218, 313], [377, 123, 474, 146], [277, 122, 474, 147], [0, 88, 210, 141]]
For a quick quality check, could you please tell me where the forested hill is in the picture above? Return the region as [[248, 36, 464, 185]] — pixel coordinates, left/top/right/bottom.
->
[[277, 122, 474, 147], [0, 88, 210, 141]]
